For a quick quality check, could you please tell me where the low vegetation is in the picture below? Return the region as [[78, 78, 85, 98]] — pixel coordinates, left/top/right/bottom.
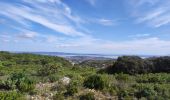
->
[[0, 51, 170, 99]]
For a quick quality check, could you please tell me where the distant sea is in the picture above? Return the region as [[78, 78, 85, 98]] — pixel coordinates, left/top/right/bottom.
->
[[14, 52, 158, 59]]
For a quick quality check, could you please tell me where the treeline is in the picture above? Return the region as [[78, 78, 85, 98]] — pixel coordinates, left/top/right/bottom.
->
[[102, 56, 170, 74]]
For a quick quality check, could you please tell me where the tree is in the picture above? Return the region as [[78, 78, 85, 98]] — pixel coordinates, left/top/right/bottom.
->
[[109, 56, 149, 74], [151, 56, 170, 73]]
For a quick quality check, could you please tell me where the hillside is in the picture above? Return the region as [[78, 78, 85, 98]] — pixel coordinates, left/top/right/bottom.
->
[[0, 52, 170, 100]]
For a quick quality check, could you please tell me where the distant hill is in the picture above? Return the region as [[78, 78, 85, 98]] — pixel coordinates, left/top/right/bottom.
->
[[66, 56, 115, 64]]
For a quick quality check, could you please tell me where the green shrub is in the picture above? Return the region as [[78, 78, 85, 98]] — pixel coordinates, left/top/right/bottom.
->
[[6, 73, 35, 93], [29, 90, 38, 95], [17, 78, 35, 93], [48, 75, 59, 83], [37, 63, 60, 76], [136, 73, 169, 83], [53, 93, 64, 100], [117, 89, 129, 99], [111, 56, 150, 75], [0, 91, 21, 100], [2, 61, 15, 67], [79, 92, 95, 100], [65, 83, 78, 96], [152, 56, 170, 73], [115, 73, 130, 82], [83, 75, 104, 90], [51, 82, 66, 92], [134, 84, 156, 98], [0, 79, 15, 90]]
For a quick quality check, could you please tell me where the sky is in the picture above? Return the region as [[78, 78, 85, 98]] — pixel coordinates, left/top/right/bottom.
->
[[0, 0, 170, 55]]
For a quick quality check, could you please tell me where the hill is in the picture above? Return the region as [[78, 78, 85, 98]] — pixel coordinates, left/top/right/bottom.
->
[[0, 51, 170, 100]]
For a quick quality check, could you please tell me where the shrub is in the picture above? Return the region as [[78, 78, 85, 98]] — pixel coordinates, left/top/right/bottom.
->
[[0, 79, 15, 90], [136, 73, 169, 83], [7, 73, 35, 93], [53, 93, 64, 100], [151, 57, 170, 73], [37, 63, 60, 76], [0, 91, 21, 100], [48, 75, 59, 83], [65, 83, 78, 96], [17, 78, 35, 93], [117, 89, 129, 99], [134, 84, 156, 98], [83, 75, 104, 90], [110, 56, 150, 75], [79, 92, 95, 100], [115, 73, 130, 82], [51, 82, 66, 92]]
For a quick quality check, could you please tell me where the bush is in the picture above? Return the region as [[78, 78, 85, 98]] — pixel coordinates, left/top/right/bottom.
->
[[136, 73, 169, 83], [51, 81, 66, 92], [0, 91, 21, 100], [6, 73, 35, 93], [0, 79, 15, 90], [37, 63, 60, 76], [117, 89, 129, 99], [79, 92, 95, 100], [53, 93, 64, 100], [152, 57, 170, 73], [65, 83, 78, 96], [17, 78, 35, 93], [48, 75, 59, 83], [83, 75, 104, 90], [134, 84, 156, 98], [115, 73, 130, 82], [110, 56, 150, 75]]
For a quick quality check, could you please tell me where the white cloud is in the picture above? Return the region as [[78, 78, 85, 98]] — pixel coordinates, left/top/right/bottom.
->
[[0, 1, 86, 37], [88, 18, 117, 26], [97, 19, 116, 26], [128, 0, 170, 27], [18, 31, 38, 39], [129, 33, 150, 38], [86, 0, 97, 6], [0, 34, 11, 42], [56, 44, 80, 48], [52, 35, 170, 55], [45, 35, 62, 43]]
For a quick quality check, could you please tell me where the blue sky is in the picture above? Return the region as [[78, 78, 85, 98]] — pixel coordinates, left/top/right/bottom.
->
[[0, 0, 170, 55]]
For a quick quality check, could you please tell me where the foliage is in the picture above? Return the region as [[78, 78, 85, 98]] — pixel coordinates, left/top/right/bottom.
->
[[0, 73, 35, 93], [65, 82, 78, 96], [110, 56, 150, 74], [37, 63, 61, 76], [134, 84, 156, 99], [151, 56, 170, 73], [0, 91, 21, 100], [53, 92, 64, 100], [136, 73, 170, 83], [83, 75, 104, 90], [115, 73, 130, 82], [106, 56, 170, 75], [0, 52, 170, 99], [48, 74, 59, 83], [79, 92, 95, 100]]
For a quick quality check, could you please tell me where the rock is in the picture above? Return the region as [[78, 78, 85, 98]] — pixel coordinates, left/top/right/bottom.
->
[[50, 93, 53, 97], [60, 77, 71, 85], [42, 93, 50, 97]]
